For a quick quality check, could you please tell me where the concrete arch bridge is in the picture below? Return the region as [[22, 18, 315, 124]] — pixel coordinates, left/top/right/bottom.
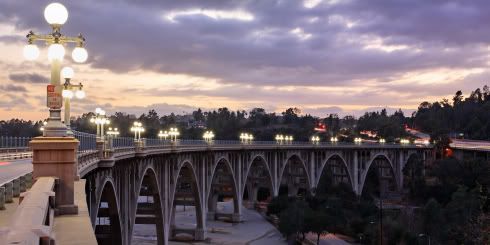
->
[[75, 140, 433, 245]]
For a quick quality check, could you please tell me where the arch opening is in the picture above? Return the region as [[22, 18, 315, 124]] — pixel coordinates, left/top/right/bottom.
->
[[317, 155, 354, 196], [278, 155, 310, 197], [361, 155, 397, 200], [207, 159, 239, 223], [170, 163, 204, 241], [131, 169, 165, 245], [95, 181, 122, 245], [243, 156, 274, 212], [402, 153, 425, 199]]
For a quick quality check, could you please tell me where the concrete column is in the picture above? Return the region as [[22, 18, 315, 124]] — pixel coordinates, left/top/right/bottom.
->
[[353, 151, 360, 196], [12, 178, 20, 197], [273, 153, 279, 197], [236, 154, 243, 219], [0, 186, 5, 210], [309, 151, 315, 190], [4, 182, 13, 203], [30, 137, 79, 215], [19, 175, 26, 192], [398, 152, 404, 191]]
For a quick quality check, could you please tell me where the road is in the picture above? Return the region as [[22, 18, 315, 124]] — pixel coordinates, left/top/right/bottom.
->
[[0, 158, 32, 184]]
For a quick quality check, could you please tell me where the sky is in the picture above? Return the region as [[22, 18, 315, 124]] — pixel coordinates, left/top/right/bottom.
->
[[0, 0, 489, 120]]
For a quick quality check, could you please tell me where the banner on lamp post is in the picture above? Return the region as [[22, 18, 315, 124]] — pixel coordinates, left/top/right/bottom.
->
[[47, 84, 62, 109]]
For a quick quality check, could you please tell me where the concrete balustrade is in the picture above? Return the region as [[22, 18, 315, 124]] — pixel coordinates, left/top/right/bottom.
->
[[3, 177, 56, 244], [4, 183, 12, 203], [19, 176, 26, 193], [25, 173, 32, 189], [11, 179, 19, 198], [0, 187, 4, 210]]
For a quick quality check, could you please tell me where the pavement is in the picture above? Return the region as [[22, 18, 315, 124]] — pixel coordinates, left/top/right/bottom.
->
[[0, 158, 32, 184], [133, 201, 286, 245]]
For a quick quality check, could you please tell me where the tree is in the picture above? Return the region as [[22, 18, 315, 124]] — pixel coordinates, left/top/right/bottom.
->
[[305, 209, 329, 245], [278, 200, 307, 243]]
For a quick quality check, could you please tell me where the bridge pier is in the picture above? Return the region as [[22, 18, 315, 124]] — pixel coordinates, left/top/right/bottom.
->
[[30, 137, 79, 215]]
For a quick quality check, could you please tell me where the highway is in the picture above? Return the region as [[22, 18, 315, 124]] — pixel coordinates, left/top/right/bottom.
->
[[0, 158, 32, 184]]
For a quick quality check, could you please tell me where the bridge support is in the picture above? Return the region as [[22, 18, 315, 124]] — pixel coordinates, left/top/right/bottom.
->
[[30, 137, 79, 215]]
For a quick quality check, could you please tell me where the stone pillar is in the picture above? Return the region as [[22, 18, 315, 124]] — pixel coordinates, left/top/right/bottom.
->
[[4, 182, 13, 203], [96, 140, 104, 159], [30, 137, 79, 215], [0, 186, 5, 210], [12, 178, 20, 197], [194, 228, 205, 241]]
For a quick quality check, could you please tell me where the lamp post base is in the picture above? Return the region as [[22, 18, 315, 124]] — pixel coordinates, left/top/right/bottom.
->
[[43, 108, 68, 137]]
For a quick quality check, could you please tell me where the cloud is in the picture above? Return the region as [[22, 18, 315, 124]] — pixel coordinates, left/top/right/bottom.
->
[[0, 84, 27, 92], [9, 73, 48, 84]]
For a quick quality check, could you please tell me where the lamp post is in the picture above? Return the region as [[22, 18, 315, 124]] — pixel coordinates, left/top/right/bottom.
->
[[61, 67, 85, 135], [90, 108, 109, 140], [240, 133, 253, 144], [203, 131, 215, 142], [379, 138, 386, 144], [23, 3, 88, 137], [106, 127, 119, 149], [330, 136, 338, 143], [158, 130, 169, 141], [169, 127, 180, 141], [285, 135, 293, 144], [311, 135, 320, 144], [275, 134, 284, 144], [354, 137, 362, 144], [131, 122, 144, 142]]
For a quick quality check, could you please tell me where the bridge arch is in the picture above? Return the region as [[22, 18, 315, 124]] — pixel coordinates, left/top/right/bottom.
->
[[169, 160, 205, 240], [278, 154, 311, 196], [94, 178, 123, 245], [316, 153, 354, 192], [360, 153, 398, 197], [130, 166, 165, 245], [206, 157, 240, 221], [242, 154, 275, 205]]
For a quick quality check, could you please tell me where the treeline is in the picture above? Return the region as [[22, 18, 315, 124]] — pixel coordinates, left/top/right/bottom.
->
[[410, 86, 490, 140]]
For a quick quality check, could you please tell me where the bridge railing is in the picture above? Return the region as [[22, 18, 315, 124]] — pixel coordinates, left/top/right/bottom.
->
[[0, 136, 32, 149], [0, 177, 56, 244], [73, 130, 97, 153]]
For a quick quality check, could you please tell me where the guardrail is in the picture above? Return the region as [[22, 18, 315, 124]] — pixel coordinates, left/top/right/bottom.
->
[[0, 177, 56, 244], [0, 136, 32, 149]]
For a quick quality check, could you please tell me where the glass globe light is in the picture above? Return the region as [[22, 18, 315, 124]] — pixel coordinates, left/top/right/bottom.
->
[[62, 89, 73, 99], [95, 107, 102, 114], [61, 67, 74, 79], [72, 47, 88, 63], [100, 110, 106, 116], [48, 43, 65, 61], [44, 3, 68, 25], [23, 44, 40, 60], [75, 89, 85, 99]]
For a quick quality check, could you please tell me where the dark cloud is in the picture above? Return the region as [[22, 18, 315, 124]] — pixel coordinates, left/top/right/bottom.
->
[[9, 73, 48, 84], [0, 84, 27, 92]]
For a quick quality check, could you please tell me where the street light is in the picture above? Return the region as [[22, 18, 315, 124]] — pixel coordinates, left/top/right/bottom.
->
[[354, 137, 362, 144], [285, 135, 293, 144], [400, 139, 410, 144], [61, 67, 85, 135], [379, 138, 386, 144], [131, 122, 144, 141], [24, 2, 88, 137], [40, 121, 48, 132], [107, 127, 119, 138], [90, 108, 109, 140], [330, 136, 338, 143], [169, 127, 180, 141], [275, 134, 284, 144], [203, 131, 215, 142], [240, 133, 253, 144], [158, 130, 169, 141], [311, 135, 320, 144]]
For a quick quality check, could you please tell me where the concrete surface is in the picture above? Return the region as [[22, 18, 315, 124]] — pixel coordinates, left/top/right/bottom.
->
[[52, 179, 97, 245]]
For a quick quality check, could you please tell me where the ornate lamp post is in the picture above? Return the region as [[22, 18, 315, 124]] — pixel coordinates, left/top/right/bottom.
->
[[240, 133, 253, 144], [330, 136, 338, 143], [23, 2, 88, 137], [379, 138, 386, 144], [61, 67, 85, 135], [354, 137, 362, 144], [158, 130, 169, 141], [311, 135, 320, 144], [285, 135, 293, 144], [275, 134, 284, 144], [169, 127, 180, 141], [90, 108, 109, 140], [131, 122, 144, 142], [203, 131, 215, 142]]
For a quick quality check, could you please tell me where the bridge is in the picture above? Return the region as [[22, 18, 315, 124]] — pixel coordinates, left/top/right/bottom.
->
[[0, 132, 433, 245]]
